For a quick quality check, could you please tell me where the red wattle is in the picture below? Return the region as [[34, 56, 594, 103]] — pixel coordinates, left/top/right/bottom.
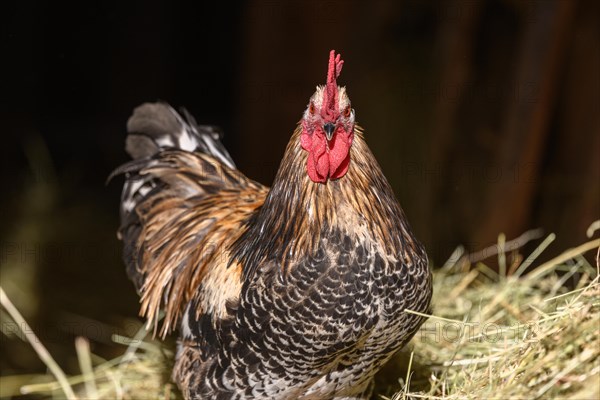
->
[[301, 129, 353, 183], [328, 128, 352, 179], [302, 132, 325, 183]]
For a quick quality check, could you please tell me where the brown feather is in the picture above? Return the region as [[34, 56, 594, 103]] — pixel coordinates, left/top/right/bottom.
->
[[232, 124, 424, 279], [124, 151, 267, 337]]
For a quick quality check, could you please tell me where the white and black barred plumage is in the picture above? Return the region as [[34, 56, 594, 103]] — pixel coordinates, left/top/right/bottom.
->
[[113, 53, 432, 400]]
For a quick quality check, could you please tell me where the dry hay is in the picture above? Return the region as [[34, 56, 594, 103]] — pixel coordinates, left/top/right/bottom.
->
[[1, 230, 599, 400]]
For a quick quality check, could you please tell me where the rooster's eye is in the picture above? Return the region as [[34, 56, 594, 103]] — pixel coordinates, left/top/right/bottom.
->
[[343, 106, 352, 118], [309, 102, 315, 115]]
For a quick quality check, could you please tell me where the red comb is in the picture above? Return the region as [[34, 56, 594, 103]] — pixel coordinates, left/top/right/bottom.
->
[[323, 50, 344, 121]]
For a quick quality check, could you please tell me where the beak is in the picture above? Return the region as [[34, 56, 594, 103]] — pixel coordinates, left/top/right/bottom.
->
[[323, 123, 335, 141]]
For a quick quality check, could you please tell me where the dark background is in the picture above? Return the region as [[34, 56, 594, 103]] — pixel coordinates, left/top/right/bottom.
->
[[2, 0, 599, 383]]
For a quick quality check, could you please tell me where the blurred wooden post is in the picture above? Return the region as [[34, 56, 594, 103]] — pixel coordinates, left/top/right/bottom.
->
[[427, 0, 483, 256], [475, 0, 576, 245]]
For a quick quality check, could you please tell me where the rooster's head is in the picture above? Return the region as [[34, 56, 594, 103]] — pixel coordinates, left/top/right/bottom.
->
[[300, 50, 355, 183]]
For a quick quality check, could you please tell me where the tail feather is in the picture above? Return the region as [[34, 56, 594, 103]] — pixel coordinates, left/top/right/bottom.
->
[[125, 102, 235, 168], [111, 102, 244, 295], [111, 102, 267, 336], [113, 102, 236, 218]]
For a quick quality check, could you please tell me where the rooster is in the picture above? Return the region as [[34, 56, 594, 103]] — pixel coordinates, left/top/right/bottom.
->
[[113, 51, 432, 399]]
